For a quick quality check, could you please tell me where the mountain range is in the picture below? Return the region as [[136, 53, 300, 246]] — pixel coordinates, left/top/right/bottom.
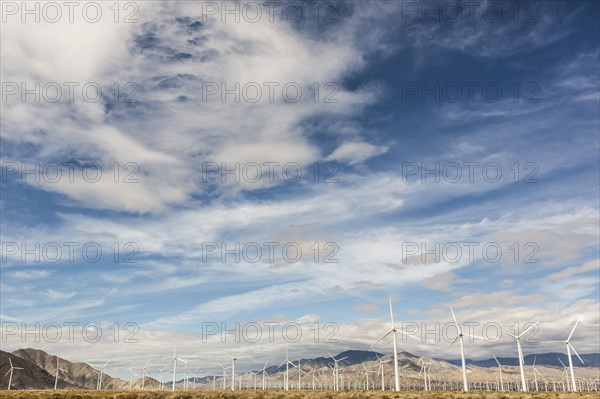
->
[[2, 348, 598, 390]]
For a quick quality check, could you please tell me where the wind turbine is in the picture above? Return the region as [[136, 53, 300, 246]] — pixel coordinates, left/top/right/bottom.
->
[[493, 355, 504, 391], [141, 360, 149, 390], [278, 348, 296, 391], [53, 357, 67, 390], [96, 360, 110, 390], [182, 361, 190, 390], [375, 354, 391, 391], [443, 308, 484, 391], [218, 363, 231, 389], [418, 356, 433, 391], [229, 351, 242, 391], [165, 346, 186, 391], [159, 369, 166, 390], [192, 368, 200, 389], [3, 358, 24, 391], [503, 322, 537, 392], [531, 356, 547, 391], [128, 363, 138, 390], [362, 363, 376, 390], [258, 361, 269, 390], [327, 352, 347, 391], [372, 299, 421, 391], [547, 320, 584, 392]]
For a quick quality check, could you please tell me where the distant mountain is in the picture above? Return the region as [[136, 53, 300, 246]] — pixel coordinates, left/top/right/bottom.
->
[[10, 348, 139, 390], [7, 347, 600, 390], [0, 350, 80, 390], [447, 352, 600, 368]]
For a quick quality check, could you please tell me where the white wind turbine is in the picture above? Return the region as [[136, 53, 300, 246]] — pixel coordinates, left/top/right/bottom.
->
[[493, 355, 504, 391], [558, 357, 570, 389], [159, 369, 166, 390], [327, 352, 347, 391], [218, 363, 231, 389], [362, 363, 376, 390], [278, 348, 296, 391], [259, 361, 269, 390], [503, 322, 537, 392], [128, 363, 138, 390], [418, 356, 433, 391], [548, 320, 584, 392], [165, 346, 186, 391], [372, 299, 421, 392], [192, 368, 200, 390], [444, 308, 485, 391], [96, 360, 110, 390], [141, 360, 149, 390], [182, 361, 190, 390], [229, 351, 242, 391], [4, 358, 24, 391], [531, 356, 547, 391], [375, 354, 391, 391], [53, 357, 67, 390]]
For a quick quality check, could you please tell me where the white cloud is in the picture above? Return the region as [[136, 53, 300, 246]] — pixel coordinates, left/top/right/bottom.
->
[[326, 141, 389, 165]]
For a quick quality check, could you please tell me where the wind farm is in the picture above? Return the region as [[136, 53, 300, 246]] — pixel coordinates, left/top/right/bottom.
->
[[1, 303, 598, 397], [2, 1, 599, 399]]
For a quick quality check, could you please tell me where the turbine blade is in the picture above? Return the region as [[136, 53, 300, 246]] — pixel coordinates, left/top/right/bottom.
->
[[144, 359, 150, 368], [518, 322, 538, 339], [443, 335, 460, 353], [569, 344, 584, 364], [398, 329, 423, 342], [3, 370, 11, 378], [558, 358, 567, 368], [372, 329, 393, 346], [493, 355, 501, 367], [450, 308, 461, 333], [339, 357, 348, 361], [388, 298, 395, 326], [567, 320, 580, 342]]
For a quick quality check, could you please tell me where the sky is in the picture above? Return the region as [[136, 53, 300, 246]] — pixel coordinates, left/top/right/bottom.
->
[[1, 0, 599, 379]]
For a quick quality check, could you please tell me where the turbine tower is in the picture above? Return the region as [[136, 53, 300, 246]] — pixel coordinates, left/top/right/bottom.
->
[[141, 360, 149, 390], [278, 348, 296, 391], [327, 352, 347, 391], [372, 299, 420, 391], [54, 357, 67, 390], [493, 355, 504, 391], [230, 351, 242, 391], [3, 358, 24, 391], [444, 308, 484, 391], [504, 322, 537, 392], [548, 320, 584, 392]]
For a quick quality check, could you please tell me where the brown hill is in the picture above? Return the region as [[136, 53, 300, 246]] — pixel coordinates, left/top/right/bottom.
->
[[0, 350, 65, 390], [11, 348, 125, 390]]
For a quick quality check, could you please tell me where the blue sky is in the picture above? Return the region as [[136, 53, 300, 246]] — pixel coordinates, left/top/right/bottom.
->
[[1, 0, 599, 377]]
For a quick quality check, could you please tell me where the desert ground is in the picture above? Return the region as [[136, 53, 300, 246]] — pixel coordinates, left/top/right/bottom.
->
[[1, 391, 599, 399]]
